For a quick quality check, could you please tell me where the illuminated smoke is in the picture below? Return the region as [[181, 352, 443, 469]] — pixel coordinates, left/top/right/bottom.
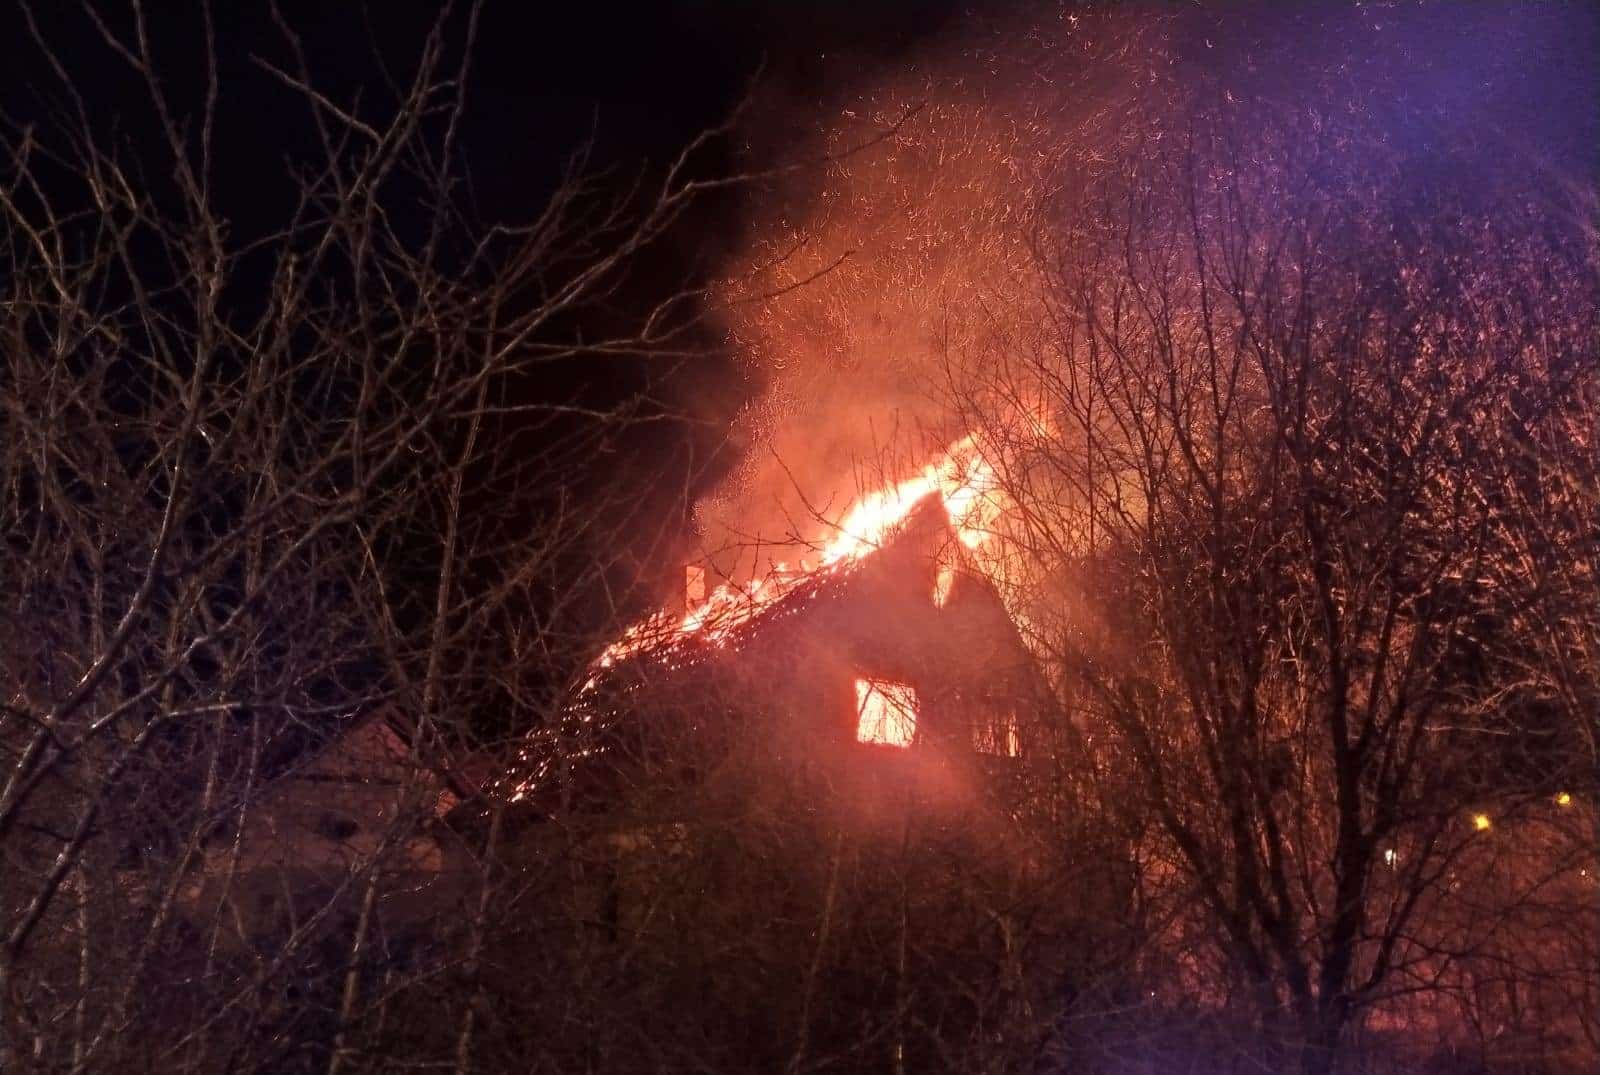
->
[[695, 6, 1147, 583]]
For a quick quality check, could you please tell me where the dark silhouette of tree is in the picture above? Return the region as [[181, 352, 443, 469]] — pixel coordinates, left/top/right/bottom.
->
[[0, 3, 751, 1068], [950, 43, 1598, 1073]]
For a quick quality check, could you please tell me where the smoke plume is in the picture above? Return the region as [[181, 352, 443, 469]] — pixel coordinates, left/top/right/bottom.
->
[[692, 1, 1597, 585]]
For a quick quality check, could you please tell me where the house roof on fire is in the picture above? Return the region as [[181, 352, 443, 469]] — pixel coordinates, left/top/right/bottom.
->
[[505, 493, 1045, 810]]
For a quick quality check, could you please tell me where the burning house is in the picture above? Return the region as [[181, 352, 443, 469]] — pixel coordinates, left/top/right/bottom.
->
[[465, 453, 1136, 1072], [507, 433, 1051, 820]]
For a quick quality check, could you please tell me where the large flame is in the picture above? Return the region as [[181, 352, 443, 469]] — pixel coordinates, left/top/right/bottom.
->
[[816, 433, 997, 566], [592, 431, 1006, 674]]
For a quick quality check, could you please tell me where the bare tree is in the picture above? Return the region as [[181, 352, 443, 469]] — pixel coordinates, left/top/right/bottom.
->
[[949, 76, 1599, 1074], [0, 3, 744, 1069], [6, 4, 1590, 1073]]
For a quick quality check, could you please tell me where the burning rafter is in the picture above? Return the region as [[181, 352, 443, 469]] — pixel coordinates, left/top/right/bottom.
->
[[504, 425, 1037, 803], [855, 677, 919, 746], [591, 431, 1007, 679]]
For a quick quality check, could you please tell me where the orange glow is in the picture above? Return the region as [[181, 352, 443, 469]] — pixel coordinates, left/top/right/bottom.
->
[[816, 434, 1001, 569], [1472, 813, 1492, 831], [590, 431, 1008, 673], [855, 678, 918, 747], [1556, 791, 1572, 807]]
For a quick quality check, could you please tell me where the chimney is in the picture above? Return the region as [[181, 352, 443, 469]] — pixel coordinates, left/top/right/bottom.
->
[[684, 563, 706, 614]]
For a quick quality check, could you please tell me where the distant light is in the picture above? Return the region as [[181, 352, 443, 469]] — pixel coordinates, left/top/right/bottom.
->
[[1383, 848, 1397, 866], [1556, 791, 1572, 807], [1472, 813, 1492, 831]]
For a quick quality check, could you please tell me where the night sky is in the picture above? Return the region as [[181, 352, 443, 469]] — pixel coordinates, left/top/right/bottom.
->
[[8, 0, 1592, 417], [0, 1, 979, 618], [4, 0, 1595, 622], [1, 0, 977, 315]]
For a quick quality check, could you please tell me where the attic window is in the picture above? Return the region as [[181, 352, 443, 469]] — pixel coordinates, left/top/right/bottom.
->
[[855, 678, 918, 747]]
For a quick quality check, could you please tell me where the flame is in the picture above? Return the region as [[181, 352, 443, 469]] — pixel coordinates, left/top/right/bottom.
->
[[816, 433, 999, 566], [855, 677, 918, 746], [590, 431, 1007, 672]]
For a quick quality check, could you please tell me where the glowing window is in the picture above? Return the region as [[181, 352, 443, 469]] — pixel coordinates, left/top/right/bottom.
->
[[855, 678, 918, 747]]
